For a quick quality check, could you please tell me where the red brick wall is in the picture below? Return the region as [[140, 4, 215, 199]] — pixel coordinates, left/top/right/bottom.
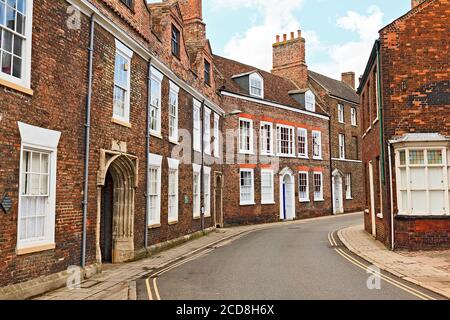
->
[[395, 217, 450, 250]]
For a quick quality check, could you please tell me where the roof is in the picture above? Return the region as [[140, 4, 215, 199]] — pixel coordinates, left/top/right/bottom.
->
[[357, 41, 379, 94], [308, 70, 359, 104], [213, 55, 327, 115]]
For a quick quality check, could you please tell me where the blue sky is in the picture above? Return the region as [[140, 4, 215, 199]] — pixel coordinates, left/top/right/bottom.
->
[[203, 0, 411, 80]]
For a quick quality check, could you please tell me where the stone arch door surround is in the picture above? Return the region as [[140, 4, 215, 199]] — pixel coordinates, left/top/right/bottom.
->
[[96, 149, 138, 264]]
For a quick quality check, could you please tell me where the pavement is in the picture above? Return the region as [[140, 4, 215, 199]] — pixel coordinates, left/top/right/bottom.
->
[[140, 213, 443, 300], [338, 225, 450, 299]]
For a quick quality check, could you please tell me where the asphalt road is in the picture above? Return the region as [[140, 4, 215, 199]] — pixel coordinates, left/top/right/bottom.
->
[[140, 213, 444, 300]]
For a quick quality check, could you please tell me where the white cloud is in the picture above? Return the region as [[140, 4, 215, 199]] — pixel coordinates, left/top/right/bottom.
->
[[214, 1, 384, 82], [310, 6, 384, 80]]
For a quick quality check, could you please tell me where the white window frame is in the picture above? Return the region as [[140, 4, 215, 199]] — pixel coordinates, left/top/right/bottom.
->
[[148, 153, 162, 226], [203, 166, 211, 217], [298, 171, 310, 202], [167, 158, 179, 223], [149, 66, 163, 136], [213, 113, 220, 158], [305, 90, 315, 112], [261, 169, 275, 204], [276, 124, 296, 157], [260, 121, 274, 156], [113, 40, 133, 124], [313, 172, 324, 201], [312, 130, 322, 160], [395, 147, 449, 216], [346, 173, 352, 200], [240, 168, 255, 206], [338, 104, 344, 123], [249, 72, 264, 98], [204, 108, 211, 155], [193, 99, 202, 152], [168, 81, 179, 143], [192, 164, 201, 219], [339, 134, 346, 159], [375, 70, 380, 122], [298, 128, 308, 158], [239, 118, 254, 154], [0, 0, 33, 89], [351, 107, 357, 126], [17, 122, 61, 252]]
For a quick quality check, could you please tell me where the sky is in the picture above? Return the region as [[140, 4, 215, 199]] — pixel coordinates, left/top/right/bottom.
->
[[203, 0, 411, 80]]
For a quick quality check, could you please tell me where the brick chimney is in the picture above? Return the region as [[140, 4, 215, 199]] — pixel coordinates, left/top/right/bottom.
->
[[341, 72, 355, 90], [177, 0, 206, 46], [411, 0, 426, 8], [272, 30, 308, 89], [178, 0, 202, 23]]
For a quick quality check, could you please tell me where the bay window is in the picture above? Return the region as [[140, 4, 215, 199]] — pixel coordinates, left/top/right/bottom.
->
[[276, 124, 295, 157], [396, 147, 449, 216]]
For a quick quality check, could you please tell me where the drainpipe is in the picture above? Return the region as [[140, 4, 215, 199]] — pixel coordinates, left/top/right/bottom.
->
[[200, 99, 206, 231], [145, 59, 152, 251], [82, 14, 95, 268], [388, 141, 395, 251], [328, 118, 334, 216]]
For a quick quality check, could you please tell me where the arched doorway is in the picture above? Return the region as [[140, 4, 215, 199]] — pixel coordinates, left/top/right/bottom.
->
[[214, 174, 223, 228], [97, 150, 138, 264], [332, 169, 344, 214], [279, 168, 295, 220]]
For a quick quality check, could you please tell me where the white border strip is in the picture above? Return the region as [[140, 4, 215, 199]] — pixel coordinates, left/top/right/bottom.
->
[[331, 158, 363, 163]]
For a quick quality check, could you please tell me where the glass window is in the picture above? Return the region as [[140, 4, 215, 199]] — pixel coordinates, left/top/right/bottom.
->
[[260, 122, 273, 155], [276, 125, 295, 157], [299, 172, 309, 202], [239, 118, 253, 153], [339, 134, 346, 159], [351, 107, 357, 126], [193, 171, 200, 218], [305, 90, 315, 112], [261, 170, 274, 204], [338, 104, 344, 123], [193, 100, 201, 152], [204, 109, 211, 155], [113, 51, 131, 122], [204, 169, 211, 217], [149, 67, 163, 134], [346, 173, 352, 199], [148, 165, 161, 225], [314, 172, 323, 201], [312, 131, 322, 159], [204, 59, 211, 85], [240, 169, 254, 205], [171, 25, 180, 57], [169, 82, 179, 142], [168, 169, 178, 222], [298, 128, 308, 158], [213, 114, 220, 158], [249, 73, 263, 98]]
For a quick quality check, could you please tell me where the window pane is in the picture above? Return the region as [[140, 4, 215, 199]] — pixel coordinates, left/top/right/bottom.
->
[[12, 55, 21, 78], [2, 51, 11, 74], [3, 29, 11, 52], [428, 167, 444, 189], [409, 150, 424, 165], [17, 0, 25, 14], [411, 191, 427, 214], [410, 168, 426, 190], [429, 191, 445, 214], [6, 5, 14, 30], [399, 151, 406, 165], [400, 191, 408, 213], [399, 168, 407, 190], [16, 12, 24, 34], [113, 86, 126, 117], [0, 3, 5, 26], [427, 150, 443, 165], [13, 33, 21, 55]]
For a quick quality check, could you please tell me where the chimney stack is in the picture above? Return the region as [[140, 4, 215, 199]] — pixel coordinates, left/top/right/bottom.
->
[[272, 30, 308, 89], [411, 0, 425, 8], [341, 72, 356, 90], [178, 0, 203, 22]]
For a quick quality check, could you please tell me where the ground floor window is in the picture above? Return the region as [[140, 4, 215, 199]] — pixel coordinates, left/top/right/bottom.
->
[[314, 172, 324, 201], [261, 169, 274, 204], [299, 171, 309, 202], [396, 147, 449, 215], [346, 173, 352, 199], [193, 164, 201, 219], [240, 169, 254, 205], [168, 158, 179, 223], [204, 167, 211, 217]]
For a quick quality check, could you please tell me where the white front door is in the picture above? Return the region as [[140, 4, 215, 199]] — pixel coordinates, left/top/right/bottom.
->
[[332, 174, 344, 214], [369, 161, 377, 237], [281, 174, 295, 220]]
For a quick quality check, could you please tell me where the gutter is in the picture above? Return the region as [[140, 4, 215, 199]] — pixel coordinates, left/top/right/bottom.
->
[[329, 120, 334, 216], [387, 141, 395, 251], [82, 13, 95, 268], [200, 99, 206, 231], [145, 58, 152, 250]]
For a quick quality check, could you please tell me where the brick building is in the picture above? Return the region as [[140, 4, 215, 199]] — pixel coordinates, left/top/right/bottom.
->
[[215, 31, 354, 225], [0, 0, 224, 298], [358, 0, 450, 250]]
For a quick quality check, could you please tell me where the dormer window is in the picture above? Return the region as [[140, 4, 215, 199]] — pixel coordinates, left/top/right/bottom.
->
[[305, 90, 315, 112], [120, 0, 133, 9], [171, 25, 180, 58], [249, 73, 263, 98]]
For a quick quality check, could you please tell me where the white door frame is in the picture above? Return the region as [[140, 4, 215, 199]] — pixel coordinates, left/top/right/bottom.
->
[[279, 168, 296, 220], [332, 170, 344, 214], [369, 161, 377, 237]]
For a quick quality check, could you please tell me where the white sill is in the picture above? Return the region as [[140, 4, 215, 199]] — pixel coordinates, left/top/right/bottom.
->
[[112, 117, 132, 128], [148, 223, 161, 229], [239, 150, 254, 155], [299, 199, 310, 203], [261, 201, 276, 205], [261, 152, 275, 157], [169, 138, 180, 145], [298, 155, 309, 159], [16, 243, 56, 255], [313, 157, 323, 161], [150, 131, 163, 139], [277, 154, 297, 158], [314, 198, 325, 202], [351, 124, 358, 127], [338, 121, 345, 124], [168, 220, 179, 225], [240, 202, 256, 206], [346, 197, 353, 200], [377, 213, 383, 219]]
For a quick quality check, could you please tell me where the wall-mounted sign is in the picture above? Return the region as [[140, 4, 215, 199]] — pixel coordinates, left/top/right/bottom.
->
[[184, 195, 189, 204], [0, 193, 12, 214]]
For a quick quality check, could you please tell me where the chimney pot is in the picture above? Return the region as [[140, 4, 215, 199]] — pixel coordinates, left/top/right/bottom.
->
[[276, 35, 280, 43], [290, 32, 295, 40], [283, 34, 287, 42], [298, 30, 302, 38]]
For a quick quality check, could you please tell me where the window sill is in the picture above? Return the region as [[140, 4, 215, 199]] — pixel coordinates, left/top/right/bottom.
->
[[314, 199, 325, 202], [112, 117, 132, 128], [313, 157, 323, 161], [0, 78, 33, 96], [168, 220, 178, 225], [169, 138, 180, 145], [193, 216, 201, 220], [239, 151, 255, 155], [261, 152, 275, 157], [276, 154, 296, 158], [204, 214, 211, 218], [16, 243, 56, 256], [338, 121, 345, 124], [298, 155, 309, 159], [377, 213, 383, 219], [346, 197, 353, 200], [148, 223, 161, 229], [240, 202, 256, 206], [150, 131, 163, 139], [299, 199, 310, 203], [261, 201, 276, 205]]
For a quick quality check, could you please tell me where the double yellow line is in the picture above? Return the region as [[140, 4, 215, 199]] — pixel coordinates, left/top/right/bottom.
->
[[145, 248, 214, 300], [328, 231, 436, 301]]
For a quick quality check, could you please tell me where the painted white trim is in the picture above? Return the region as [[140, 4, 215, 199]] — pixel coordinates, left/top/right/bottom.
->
[[312, 130, 322, 160], [276, 124, 296, 157], [279, 169, 296, 220], [204, 108, 212, 155], [239, 168, 255, 206], [150, 66, 163, 82], [115, 39, 133, 58], [239, 117, 254, 154], [148, 153, 162, 226], [297, 128, 308, 158], [221, 91, 330, 121], [260, 121, 274, 156], [298, 171, 310, 202], [193, 99, 202, 152], [331, 158, 363, 163], [167, 158, 180, 170], [261, 169, 275, 204], [17, 123, 61, 251], [168, 82, 179, 143], [313, 171, 324, 202], [149, 67, 163, 136], [148, 153, 163, 167]]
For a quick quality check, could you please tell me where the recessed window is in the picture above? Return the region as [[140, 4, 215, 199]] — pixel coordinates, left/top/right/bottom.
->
[[0, 0, 32, 88], [312, 130, 322, 159], [204, 167, 211, 217], [204, 59, 211, 85], [338, 104, 345, 123], [276, 124, 295, 157], [168, 159, 179, 223], [150, 67, 163, 135], [339, 134, 346, 159], [113, 40, 133, 124], [120, 0, 133, 9], [239, 118, 253, 154], [148, 154, 162, 226], [204, 108, 211, 155], [240, 169, 254, 205], [171, 25, 180, 58], [261, 169, 274, 204], [299, 171, 309, 202], [351, 107, 357, 126], [346, 173, 352, 199], [314, 172, 324, 201], [249, 73, 263, 98], [193, 99, 202, 152], [305, 90, 315, 112], [169, 81, 179, 143], [260, 122, 273, 155], [298, 128, 308, 158]]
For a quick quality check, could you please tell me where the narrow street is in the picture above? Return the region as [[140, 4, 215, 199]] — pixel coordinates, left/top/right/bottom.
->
[[139, 214, 444, 300]]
